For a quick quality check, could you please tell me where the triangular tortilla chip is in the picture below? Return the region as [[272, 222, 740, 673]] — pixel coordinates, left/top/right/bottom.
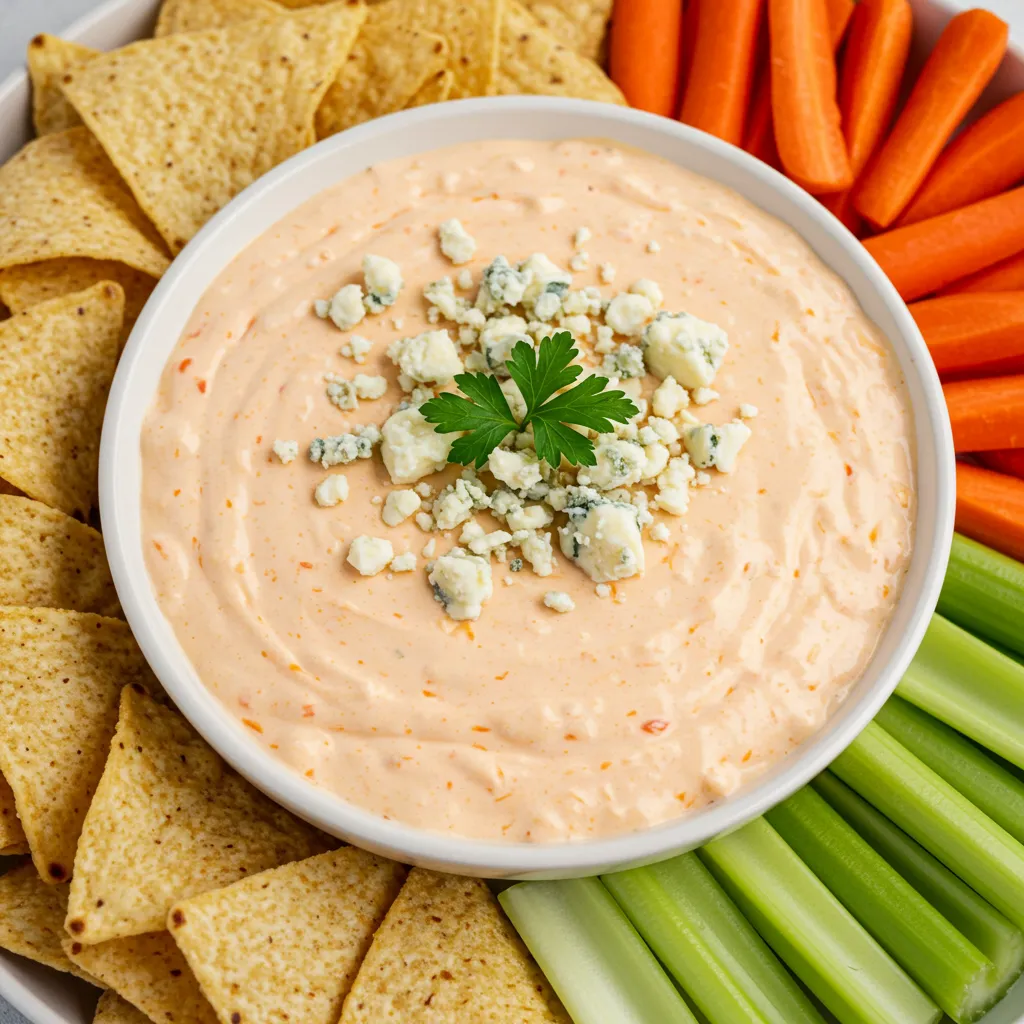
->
[[523, 0, 611, 62], [498, 1, 624, 103], [154, 0, 282, 35], [65, 931, 217, 1024], [0, 128, 169, 279], [0, 776, 28, 855], [0, 861, 100, 984], [408, 0, 502, 100], [94, 991, 151, 1024], [66, 686, 331, 944], [406, 68, 455, 107], [0, 609, 150, 885], [0, 283, 122, 518], [339, 868, 569, 1023], [0, 496, 121, 616], [169, 848, 405, 1024], [61, 5, 368, 254], [27, 34, 99, 136], [316, 3, 450, 137]]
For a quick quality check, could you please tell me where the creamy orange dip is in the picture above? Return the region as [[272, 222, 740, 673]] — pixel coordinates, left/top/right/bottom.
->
[[141, 139, 915, 843]]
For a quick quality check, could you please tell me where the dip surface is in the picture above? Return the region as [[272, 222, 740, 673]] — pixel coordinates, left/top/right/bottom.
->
[[141, 139, 915, 843]]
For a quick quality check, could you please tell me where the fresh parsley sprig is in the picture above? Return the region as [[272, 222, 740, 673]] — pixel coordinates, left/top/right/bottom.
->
[[420, 332, 638, 468]]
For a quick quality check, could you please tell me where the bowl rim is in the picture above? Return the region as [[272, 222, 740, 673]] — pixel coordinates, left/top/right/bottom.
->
[[99, 93, 956, 877]]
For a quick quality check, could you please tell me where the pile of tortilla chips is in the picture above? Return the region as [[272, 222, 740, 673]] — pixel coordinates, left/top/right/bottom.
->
[[0, 0, 624, 1017]]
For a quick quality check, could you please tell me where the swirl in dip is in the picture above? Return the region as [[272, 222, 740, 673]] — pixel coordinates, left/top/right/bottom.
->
[[141, 139, 915, 843]]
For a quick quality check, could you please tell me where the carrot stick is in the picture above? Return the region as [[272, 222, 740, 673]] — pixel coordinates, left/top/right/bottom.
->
[[679, 0, 764, 146], [863, 185, 1024, 301], [819, 190, 862, 233], [942, 252, 1024, 296], [910, 293, 1024, 379], [609, 0, 684, 117], [854, 9, 1008, 229], [825, 0, 856, 47], [978, 450, 1024, 482], [679, 0, 700, 99], [944, 375, 1024, 452], [898, 92, 1024, 226], [956, 462, 1024, 563]]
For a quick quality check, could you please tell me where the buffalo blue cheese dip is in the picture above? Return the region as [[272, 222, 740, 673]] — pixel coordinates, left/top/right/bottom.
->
[[141, 139, 916, 842]]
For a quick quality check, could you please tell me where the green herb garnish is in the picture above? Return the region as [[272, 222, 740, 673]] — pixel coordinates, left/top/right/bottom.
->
[[421, 332, 638, 469]]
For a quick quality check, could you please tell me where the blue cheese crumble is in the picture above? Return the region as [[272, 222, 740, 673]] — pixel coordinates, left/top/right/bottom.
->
[[558, 486, 645, 583], [347, 536, 393, 576], [315, 283, 365, 331], [382, 489, 421, 527], [643, 312, 729, 389], [314, 474, 349, 507], [683, 422, 752, 474], [362, 254, 403, 313], [309, 425, 380, 468], [429, 552, 493, 620], [388, 329, 463, 389], [438, 218, 477, 265], [543, 591, 576, 613], [272, 439, 299, 464]]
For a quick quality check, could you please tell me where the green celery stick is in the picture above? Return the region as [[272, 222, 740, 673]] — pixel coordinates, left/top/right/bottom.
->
[[698, 818, 941, 1024], [767, 786, 994, 1022], [499, 877, 697, 1024], [897, 615, 1024, 771], [603, 852, 825, 1024], [814, 772, 1024, 1003], [938, 534, 1024, 658]]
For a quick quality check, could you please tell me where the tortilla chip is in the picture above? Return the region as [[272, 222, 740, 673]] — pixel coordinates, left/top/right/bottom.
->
[[523, 0, 611, 62], [94, 991, 151, 1024], [406, 69, 455, 107], [27, 34, 99, 136], [316, 4, 449, 137], [0, 283, 122, 518], [0, 128, 169, 279], [498, 1, 624, 103], [65, 931, 217, 1024], [170, 848, 405, 1024], [0, 776, 28, 855], [0, 861, 100, 983], [0, 609, 150, 885], [61, 5, 368, 255], [0, 496, 121, 616], [154, 0, 281, 35], [339, 868, 568, 1023], [423, 0, 503, 99], [66, 686, 331, 944]]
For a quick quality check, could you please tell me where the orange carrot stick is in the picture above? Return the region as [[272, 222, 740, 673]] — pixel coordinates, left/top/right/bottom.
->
[[942, 252, 1024, 296], [819, 190, 862, 233], [898, 92, 1024, 226], [854, 9, 1008, 229], [978, 449, 1024, 482], [944, 375, 1024, 452], [863, 186, 1024, 301], [679, 0, 700, 99], [825, 0, 856, 46], [956, 462, 1024, 563], [610, 0, 684, 116], [679, 0, 764, 146], [910, 293, 1024, 379]]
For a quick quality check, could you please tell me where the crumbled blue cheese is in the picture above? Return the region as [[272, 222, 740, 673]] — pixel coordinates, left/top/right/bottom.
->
[[739, 403, 759, 419], [569, 252, 590, 272], [422, 538, 437, 558], [432, 476, 490, 530], [500, 378, 528, 421], [438, 218, 477, 264], [353, 374, 387, 400], [506, 504, 553, 531], [429, 552, 493, 620], [692, 387, 719, 406], [479, 315, 532, 377], [339, 335, 373, 363], [595, 583, 612, 598], [314, 473, 349, 507], [629, 278, 663, 309], [477, 255, 528, 312], [573, 227, 592, 249], [594, 325, 616, 355], [544, 591, 576, 613], [388, 329, 463, 389], [641, 442, 670, 481], [683, 421, 752, 473], [654, 457, 696, 515], [509, 557, 523, 572], [577, 439, 645, 491], [415, 512, 434, 531], [560, 314, 591, 338], [362, 254, 403, 313], [488, 448, 543, 492], [468, 529, 513, 557], [414, 481, 433, 498], [424, 277, 486, 328], [272, 440, 299, 464], [651, 376, 689, 418], [601, 343, 645, 379], [380, 406, 458, 484], [643, 312, 729, 389], [605, 292, 654, 337], [647, 240, 661, 254], [325, 374, 358, 411], [646, 416, 680, 443], [347, 535, 394, 576], [456, 269, 474, 290], [382, 489, 421, 526], [519, 530, 555, 576], [390, 552, 417, 572], [562, 288, 603, 317], [519, 253, 572, 320], [599, 263, 616, 284], [559, 486, 645, 583], [309, 426, 379, 468], [315, 283, 365, 331], [649, 522, 670, 542]]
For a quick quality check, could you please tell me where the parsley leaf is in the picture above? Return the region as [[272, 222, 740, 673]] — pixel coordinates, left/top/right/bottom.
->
[[420, 332, 639, 469]]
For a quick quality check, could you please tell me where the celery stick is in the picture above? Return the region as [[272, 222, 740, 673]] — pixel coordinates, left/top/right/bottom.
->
[[877, 696, 1024, 845], [698, 818, 941, 1024], [499, 877, 697, 1024], [603, 853, 825, 1024], [897, 615, 1024, 771], [938, 534, 1024, 659], [831, 722, 1024, 933], [814, 772, 1024, 1003], [766, 786, 994, 1022]]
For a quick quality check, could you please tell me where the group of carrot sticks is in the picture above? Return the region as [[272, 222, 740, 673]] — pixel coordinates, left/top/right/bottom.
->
[[609, 0, 1024, 563]]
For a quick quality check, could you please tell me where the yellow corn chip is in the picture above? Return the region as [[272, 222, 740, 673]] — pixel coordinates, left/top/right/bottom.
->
[[0, 496, 121, 616], [0, 609, 150, 886], [406, 68, 455, 107], [316, 3, 449, 137], [62, 5, 368, 254], [339, 868, 569, 1023], [0, 861, 100, 984], [66, 931, 217, 1024], [498, 1, 624, 103], [66, 686, 331, 945], [422, 0, 503, 99], [154, 0, 281, 36], [27, 34, 99, 137], [169, 848, 405, 1024], [0, 128, 169, 279], [94, 991, 151, 1024], [0, 776, 28, 856], [523, 0, 611, 62], [0, 283, 122, 518]]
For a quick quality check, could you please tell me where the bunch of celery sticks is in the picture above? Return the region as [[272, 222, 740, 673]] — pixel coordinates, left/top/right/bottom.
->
[[501, 533, 1024, 1024]]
